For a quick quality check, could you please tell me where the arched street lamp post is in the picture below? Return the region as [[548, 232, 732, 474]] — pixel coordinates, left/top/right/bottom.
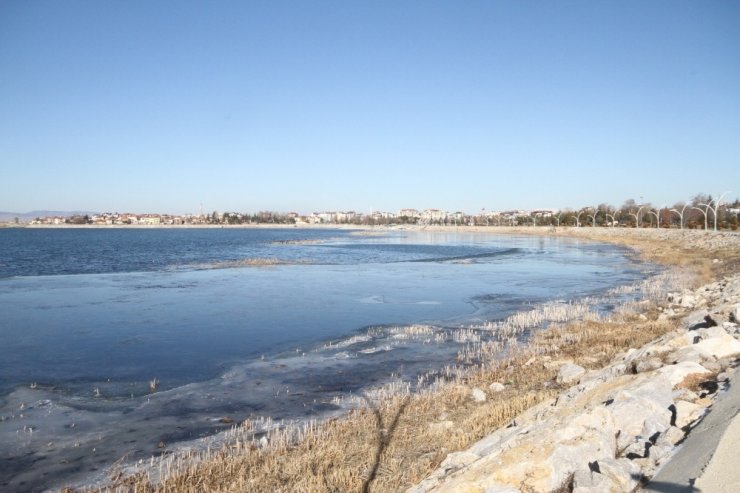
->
[[706, 191, 733, 231], [576, 210, 586, 228], [647, 210, 660, 228], [628, 206, 645, 228], [606, 212, 617, 227], [694, 205, 710, 230], [671, 203, 690, 230], [587, 206, 597, 227]]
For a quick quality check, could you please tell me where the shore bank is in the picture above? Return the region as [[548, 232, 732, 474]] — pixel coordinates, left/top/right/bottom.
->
[[405, 228, 740, 492], [410, 273, 740, 492], [65, 228, 739, 492]]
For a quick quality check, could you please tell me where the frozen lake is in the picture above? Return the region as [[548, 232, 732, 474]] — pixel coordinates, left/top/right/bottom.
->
[[0, 228, 649, 491]]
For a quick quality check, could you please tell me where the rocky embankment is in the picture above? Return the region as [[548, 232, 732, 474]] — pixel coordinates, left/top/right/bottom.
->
[[409, 274, 740, 493]]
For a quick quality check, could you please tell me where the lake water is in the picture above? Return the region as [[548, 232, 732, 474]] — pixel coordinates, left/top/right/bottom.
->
[[0, 227, 650, 491]]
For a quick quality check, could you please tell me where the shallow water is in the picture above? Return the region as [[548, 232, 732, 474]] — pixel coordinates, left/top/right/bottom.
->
[[0, 228, 649, 491]]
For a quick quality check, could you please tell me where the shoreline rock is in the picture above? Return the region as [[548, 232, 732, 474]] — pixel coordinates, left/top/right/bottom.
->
[[409, 274, 740, 493]]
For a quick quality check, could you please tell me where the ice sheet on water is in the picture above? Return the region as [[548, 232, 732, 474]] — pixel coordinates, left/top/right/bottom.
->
[[322, 334, 373, 349], [0, 322, 467, 492], [359, 295, 441, 305], [0, 231, 654, 491], [358, 345, 394, 354]]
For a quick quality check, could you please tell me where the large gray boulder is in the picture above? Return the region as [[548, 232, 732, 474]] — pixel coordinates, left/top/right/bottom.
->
[[694, 334, 740, 359], [408, 374, 676, 493], [656, 361, 711, 387], [557, 363, 587, 384], [635, 357, 664, 373]]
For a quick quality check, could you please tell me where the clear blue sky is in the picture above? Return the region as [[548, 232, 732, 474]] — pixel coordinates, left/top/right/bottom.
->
[[1, 1, 739, 214]]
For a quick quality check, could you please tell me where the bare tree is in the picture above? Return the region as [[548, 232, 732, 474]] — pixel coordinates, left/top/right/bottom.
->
[[621, 198, 638, 211]]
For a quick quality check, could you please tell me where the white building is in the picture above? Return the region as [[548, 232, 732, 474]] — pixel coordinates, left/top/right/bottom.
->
[[335, 211, 357, 223], [399, 208, 420, 218], [420, 209, 448, 223]]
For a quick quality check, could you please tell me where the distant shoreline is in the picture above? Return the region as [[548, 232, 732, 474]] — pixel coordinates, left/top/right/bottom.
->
[[17, 222, 366, 230], [13, 222, 740, 234]]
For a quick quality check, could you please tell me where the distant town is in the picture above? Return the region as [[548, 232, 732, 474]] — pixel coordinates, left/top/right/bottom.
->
[[23, 208, 548, 227], [6, 195, 740, 230]]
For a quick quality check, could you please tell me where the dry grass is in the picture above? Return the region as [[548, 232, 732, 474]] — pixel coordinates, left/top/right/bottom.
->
[[558, 229, 738, 284], [677, 372, 718, 393], [73, 230, 740, 493]]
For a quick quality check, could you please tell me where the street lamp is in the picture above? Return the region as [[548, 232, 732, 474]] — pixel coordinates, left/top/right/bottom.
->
[[586, 206, 598, 228], [647, 210, 660, 228], [606, 211, 617, 227], [706, 191, 733, 231], [576, 210, 586, 228], [628, 206, 645, 228], [694, 204, 710, 230], [671, 203, 690, 230]]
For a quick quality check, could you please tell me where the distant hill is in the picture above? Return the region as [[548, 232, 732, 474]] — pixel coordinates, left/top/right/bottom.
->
[[0, 210, 98, 222]]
